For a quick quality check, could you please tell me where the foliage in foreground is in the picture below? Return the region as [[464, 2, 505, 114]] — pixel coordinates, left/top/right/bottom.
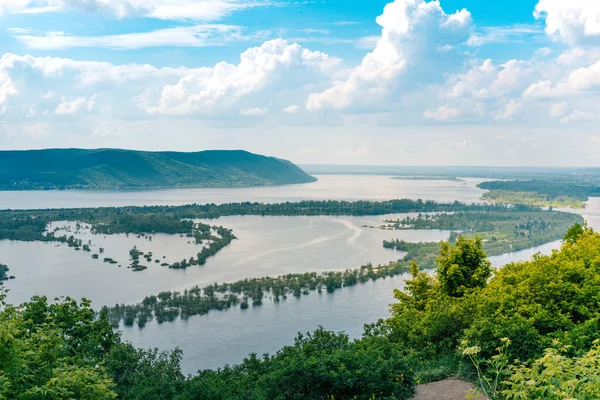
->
[[373, 224, 600, 398], [0, 291, 414, 399], [502, 340, 600, 399]]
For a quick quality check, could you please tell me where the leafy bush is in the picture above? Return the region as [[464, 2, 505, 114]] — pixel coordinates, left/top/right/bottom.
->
[[0, 293, 119, 399], [502, 340, 600, 399], [379, 226, 600, 394], [0, 290, 415, 399]]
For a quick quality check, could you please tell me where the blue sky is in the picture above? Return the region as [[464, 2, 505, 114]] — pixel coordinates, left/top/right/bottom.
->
[[0, 0, 599, 166], [0, 0, 545, 66]]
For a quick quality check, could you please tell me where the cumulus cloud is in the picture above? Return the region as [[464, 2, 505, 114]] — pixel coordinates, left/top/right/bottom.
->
[[440, 57, 542, 107], [55, 96, 96, 115], [150, 39, 340, 115], [306, 0, 472, 111], [0, 68, 17, 104], [495, 99, 522, 120], [550, 102, 568, 117], [561, 109, 597, 122], [524, 58, 600, 98], [0, 52, 192, 124], [423, 105, 462, 121], [0, 53, 188, 90], [0, 39, 342, 121], [534, 0, 600, 44], [0, 0, 274, 21], [282, 105, 300, 113]]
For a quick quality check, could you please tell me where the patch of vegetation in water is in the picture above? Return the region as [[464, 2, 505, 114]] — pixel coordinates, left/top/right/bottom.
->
[[481, 190, 586, 208], [477, 179, 600, 208], [104, 261, 412, 328], [381, 210, 583, 268], [0, 263, 14, 284]]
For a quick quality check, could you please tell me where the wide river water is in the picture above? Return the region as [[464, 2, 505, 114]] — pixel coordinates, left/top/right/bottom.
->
[[0, 175, 596, 374], [0, 175, 486, 210]]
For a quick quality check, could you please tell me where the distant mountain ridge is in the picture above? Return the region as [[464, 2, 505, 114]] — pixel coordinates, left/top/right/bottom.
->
[[0, 149, 316, 190]]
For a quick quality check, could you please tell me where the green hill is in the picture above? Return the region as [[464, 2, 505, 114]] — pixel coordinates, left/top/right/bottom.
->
[[0, 149, 316, 190]]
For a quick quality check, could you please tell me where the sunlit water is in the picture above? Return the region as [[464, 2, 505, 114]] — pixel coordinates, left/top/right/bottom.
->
[[0, 176, 595, 374], [1, 214, 452, 306], [0, 175, 487, 210]]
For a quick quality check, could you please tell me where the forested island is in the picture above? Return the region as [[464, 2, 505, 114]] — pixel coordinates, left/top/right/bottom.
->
[[477, 179, 600, 208], [381, 210, 581, 267], [0, 199, 525, 243], [481, 190, 586, 208], [2, 225, 599, 399], [0, 149, 316, 190], [104, 261, 410, 328]]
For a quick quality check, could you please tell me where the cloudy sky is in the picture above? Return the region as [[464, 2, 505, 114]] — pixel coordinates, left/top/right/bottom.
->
[[0, 0, 599, 166]]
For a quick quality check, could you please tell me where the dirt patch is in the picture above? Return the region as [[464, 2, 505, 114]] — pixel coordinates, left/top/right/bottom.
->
[[410, 378, 485, 400]]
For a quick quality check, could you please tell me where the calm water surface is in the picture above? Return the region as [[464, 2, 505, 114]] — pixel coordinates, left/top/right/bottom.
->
[[1, 176, 594, 374], [1, 214, 451, 306], [0, 175, 487, 210]]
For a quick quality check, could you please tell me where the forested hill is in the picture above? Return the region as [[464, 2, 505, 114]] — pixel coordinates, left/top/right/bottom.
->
[[0, 149, 316, 190]]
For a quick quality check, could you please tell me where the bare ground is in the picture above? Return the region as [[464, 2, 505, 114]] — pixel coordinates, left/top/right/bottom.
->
[[410, 378, 486, 400]]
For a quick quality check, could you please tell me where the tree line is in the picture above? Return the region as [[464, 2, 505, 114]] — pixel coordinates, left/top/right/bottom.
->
[[105, 261, 410, 328], [0, 199, 529, 243]]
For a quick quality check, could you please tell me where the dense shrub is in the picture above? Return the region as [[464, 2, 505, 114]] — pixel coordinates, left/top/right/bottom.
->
[[377, 226, 600, 397]]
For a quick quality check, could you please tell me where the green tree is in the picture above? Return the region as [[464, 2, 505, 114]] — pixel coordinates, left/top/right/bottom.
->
[[436, 236, 491, 297], [563, 222, 585, 244], [0, 290, 118, 399]]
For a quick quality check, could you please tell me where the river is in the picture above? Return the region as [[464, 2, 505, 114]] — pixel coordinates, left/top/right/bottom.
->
[[0, 175, 593, 374], [0, 175, 486, 210]]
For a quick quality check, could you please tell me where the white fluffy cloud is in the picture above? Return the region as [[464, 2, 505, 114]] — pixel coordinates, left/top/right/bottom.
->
[[424, 105, 462, 121], [0, 40, 340, 120], [550, 102, 568, 117], [150, 39, 340, 115], [561, 109, 597, 122], [495, 99, 522, 120], [55, 96, 96, 115], [524, 58, 600, 98], [282, 105, 300, 113], [0, 52, 192, 122], [534, 0, 600, 44], [306, 0, 472, 111], [0, 0, 272, 20]]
